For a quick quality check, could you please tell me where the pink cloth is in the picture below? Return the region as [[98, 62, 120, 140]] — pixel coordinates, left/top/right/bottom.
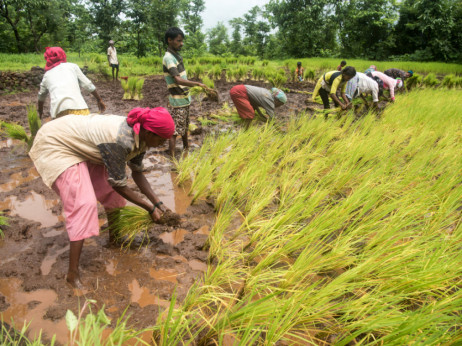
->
[[230, 85, 255, 119], [52, 162, 126, 241], [127, 107, 175, 138], [372, 71, 397, 100], [44, 47, 67, 72]]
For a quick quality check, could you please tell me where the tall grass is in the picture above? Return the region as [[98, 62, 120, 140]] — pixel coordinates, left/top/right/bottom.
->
[[167, 88, 462, 344]]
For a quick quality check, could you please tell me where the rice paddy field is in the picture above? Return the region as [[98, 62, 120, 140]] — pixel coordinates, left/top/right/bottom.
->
[[1, 54, 462, 344]]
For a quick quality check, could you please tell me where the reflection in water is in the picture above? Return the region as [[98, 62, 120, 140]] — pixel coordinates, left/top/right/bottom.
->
[[40, 246, 68, 276], [0, 277, 68, 344], [128, 279, 170, 308], [149, 268, 179, 284], [0, 191, 59, 227], [144, 171, 192, 214], [159, 229, 189, 246]]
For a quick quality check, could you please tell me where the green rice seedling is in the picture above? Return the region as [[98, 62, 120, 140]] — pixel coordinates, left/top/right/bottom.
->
[[0, 319, 52, 345], [201, 75, 215, 90], [226, 68, 237, 82], [440, 74, 456, 89], [120, 78, 130, 99], [0, 212, 7, 238], [107, 206, 152, 248], [405, 73, 422, 90], [134, 78, 145, 100], [304, 69, 316, 81], [210, 65, 222, 81], [251, 67, 264, 81], [127, 77, 138, 99], [455, 76, 462, 88], [422, 73, 440, 88], [268, 73, 287, 88], [26, 104, 41, 138], [197, 116, 217, 127], [262, 60, 269, 66]]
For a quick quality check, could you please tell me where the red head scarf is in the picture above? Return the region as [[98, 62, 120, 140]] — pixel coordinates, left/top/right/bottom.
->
[[44, 47, 67, 71], [127, 107, 175, 139]]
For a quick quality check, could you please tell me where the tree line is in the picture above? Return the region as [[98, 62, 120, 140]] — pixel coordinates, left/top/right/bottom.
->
[[1, 0, 461, 62]]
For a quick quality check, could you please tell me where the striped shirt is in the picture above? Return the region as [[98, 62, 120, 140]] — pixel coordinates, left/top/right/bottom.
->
[[163, 48, 191, 108]]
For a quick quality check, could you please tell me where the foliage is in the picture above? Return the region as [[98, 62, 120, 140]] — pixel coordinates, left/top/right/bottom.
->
[[170, 88, 462, 344], [207, 22, 230, 56], [0, 211, 7, 239], [0, 104, 41, 150]]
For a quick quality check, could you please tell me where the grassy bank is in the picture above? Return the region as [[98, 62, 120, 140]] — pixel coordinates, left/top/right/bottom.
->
[[1, 53, 461, 77], [167, 88, 462, 344]]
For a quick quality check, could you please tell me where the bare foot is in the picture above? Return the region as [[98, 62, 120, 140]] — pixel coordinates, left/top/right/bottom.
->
[[66, 270, 85, 289]]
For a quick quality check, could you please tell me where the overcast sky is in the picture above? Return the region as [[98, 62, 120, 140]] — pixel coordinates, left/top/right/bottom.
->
[[202, 0, 270, 31]]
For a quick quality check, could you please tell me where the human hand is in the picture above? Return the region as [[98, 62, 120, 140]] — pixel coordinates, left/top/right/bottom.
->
[[340, 103, 347, 110], [150, 208, 162, 222], [198, 83, 207, 89], [98, 100, 106, 113]]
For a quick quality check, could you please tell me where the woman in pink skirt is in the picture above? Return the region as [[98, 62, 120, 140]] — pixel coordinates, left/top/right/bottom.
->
[[29, 107, 175, 288]]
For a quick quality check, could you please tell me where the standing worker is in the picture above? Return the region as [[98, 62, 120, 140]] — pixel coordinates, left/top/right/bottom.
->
[[29, 107, 175, 288], [229, 85, 287, 129], [295, 62, 304, 82], [107, 40, 119, 81], [311, 66, 357, 112], [38, 47, 105, 119], [163, 27, 206, 157]]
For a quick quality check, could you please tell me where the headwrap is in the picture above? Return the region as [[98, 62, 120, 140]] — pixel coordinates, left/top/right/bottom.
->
[[271, 88, 287, 104], [109, 40, 115, 45], [396, 78, 403, 88], [407, 70, 413, 77], [127, 107, 175, 139], [44, 47, 67, 72]]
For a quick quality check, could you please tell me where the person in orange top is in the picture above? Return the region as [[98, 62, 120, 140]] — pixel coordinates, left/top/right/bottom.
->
[[295, 61, 304, 81]]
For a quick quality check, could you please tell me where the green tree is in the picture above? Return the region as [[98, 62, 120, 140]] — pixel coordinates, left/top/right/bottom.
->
[[241, 6, 270, 57], [148, 0, 179, 56], [207, 22, 230, 56], [181, 0, 206, 56], [267, 0, 338, 57], [126, 0, 150, 57], [88, 0, 125, 48], [229, 18, 244, 56], [335, 0, 397, 60]]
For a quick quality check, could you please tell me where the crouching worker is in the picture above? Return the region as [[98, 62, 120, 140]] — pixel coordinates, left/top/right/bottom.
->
[[229, 85, 287, 129], [29, 107, 175, 288], [312, 66, 357, 114], [38, 47, 105, 120]]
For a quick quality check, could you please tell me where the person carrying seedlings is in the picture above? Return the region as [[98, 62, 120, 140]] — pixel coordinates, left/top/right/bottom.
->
[[295, 62, 304, 82], [345, 72, 380, 109], [371, 71, 403, 103], [38, 47, 106, 120], [107, 40, 119, 81], [29, 107, 175, 288], [229, 85, 287, 129], [337, 60, 347, 71], [384, 68, 413, 89], [163, 27, 207, 157], [311, 66, 357, 111]]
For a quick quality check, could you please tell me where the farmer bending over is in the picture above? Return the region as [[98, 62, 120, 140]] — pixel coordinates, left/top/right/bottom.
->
[[312, 66, 357, 112], [229, 85, 287, 129], [29, 107, 174, 288], [163, 27, 206, 157], [38, 47, 105, 120], [384, 68, 413, 89], [371, 71, 403, 103], [345, 72, 380, 109]]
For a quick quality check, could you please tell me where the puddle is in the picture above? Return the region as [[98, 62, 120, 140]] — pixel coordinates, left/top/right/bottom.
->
[[0, 167, 39, 192], [144, 171, 192, 214], [106, 259, 120, 276], [0, 191, 60, 227], [159, 229, 189, 246], [0, 277, 68, 344], [128, 279, 170, 308], [40, 246, 68, 276], [149, 268, 179, 284]]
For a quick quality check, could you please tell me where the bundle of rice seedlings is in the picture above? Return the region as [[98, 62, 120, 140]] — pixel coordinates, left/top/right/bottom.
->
[[226, 68, 236, 82], [210, 65, 222, 81], [128, 77, 139, 99], [135, 78, 145, 100], [198, 116, 217, 126], [422, 73, 440, 88], [0, 121, 29, 144], [27, 104, 41, 138], [120, 79, 130, 99], [406, 73, 422, 90], [440, 74, 456, 89], [455, 76, 462, 88], [304, 69, 316, 81], [268, 73, 287, 89], [251, 68, 264, 81], [262, 60, 269, 66]]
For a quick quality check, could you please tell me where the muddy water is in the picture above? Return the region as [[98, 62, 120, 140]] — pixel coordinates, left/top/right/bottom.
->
[[0, 147, 212, 345]]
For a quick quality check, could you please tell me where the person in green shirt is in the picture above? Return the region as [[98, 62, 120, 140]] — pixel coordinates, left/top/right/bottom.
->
[[311, 66, 357, 111], [162, 27, 206, 157]]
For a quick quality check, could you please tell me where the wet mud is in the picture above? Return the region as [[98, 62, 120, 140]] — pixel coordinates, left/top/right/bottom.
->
[[0, 75, 313, 344]]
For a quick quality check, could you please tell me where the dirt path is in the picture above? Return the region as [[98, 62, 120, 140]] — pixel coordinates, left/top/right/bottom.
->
[[0, 75, 313, 344]]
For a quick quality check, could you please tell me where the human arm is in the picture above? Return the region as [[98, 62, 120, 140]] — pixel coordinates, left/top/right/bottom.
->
[[37, 77, 48, 119], [173, 75, 206, 89], [107, 48, 111, 66], [37, 100, 45, 119], [91, 90, 106, 113]]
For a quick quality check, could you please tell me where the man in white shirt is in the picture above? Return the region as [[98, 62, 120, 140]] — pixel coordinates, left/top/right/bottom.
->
[[38, 47, 106, 119], [346, 72, 380, 109], [107, 40, 119, 81]]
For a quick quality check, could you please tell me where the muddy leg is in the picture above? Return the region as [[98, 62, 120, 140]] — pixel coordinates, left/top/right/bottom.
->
[[168, 136, 176, 157], [181, 133, 189, 151], [67, 239, 84, 288]]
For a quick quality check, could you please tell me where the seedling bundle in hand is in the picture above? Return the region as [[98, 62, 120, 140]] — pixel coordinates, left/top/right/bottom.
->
[[120, 77, 145, 100]]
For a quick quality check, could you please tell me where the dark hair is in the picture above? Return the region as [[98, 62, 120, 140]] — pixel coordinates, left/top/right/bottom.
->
[[165, 27, 184, 44], [297, 61, 302, 66], [341, 60, 347, 65], [342, 66, 356, 77]]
